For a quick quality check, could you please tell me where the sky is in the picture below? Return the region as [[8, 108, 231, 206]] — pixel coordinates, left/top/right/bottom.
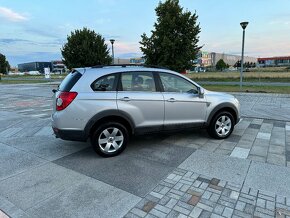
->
[[0, 0, 290, 66]]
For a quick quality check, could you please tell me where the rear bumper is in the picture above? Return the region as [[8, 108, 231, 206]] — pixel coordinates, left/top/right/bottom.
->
[[52, 127, 87, 142]]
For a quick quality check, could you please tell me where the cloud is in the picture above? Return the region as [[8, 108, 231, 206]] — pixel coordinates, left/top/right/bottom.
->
[[0, 7, 28, 22], [110, 41, 140, 53], [7, 52, 62, 66], [0, 38, 65, 47], [0, 38, 31, 44]]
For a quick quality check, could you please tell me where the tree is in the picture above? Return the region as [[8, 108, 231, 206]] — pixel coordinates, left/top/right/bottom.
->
[[61, 27, 112, 69], [234, 60, 241, 68], [216, 59, 228, 71], [0, 53, 10, 74], [140, 0, 201, 72]]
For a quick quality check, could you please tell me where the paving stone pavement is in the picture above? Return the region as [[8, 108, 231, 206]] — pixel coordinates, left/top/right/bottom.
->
[[125, 168, 290, 218], [233, 93, 290, 121], [1, 84, 290, 218], [0, 84, 54, 119], [161, 117, 290, 167]]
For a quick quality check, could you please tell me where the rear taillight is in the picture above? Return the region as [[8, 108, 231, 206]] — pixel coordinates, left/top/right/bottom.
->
[[56, 91, 78, 111]]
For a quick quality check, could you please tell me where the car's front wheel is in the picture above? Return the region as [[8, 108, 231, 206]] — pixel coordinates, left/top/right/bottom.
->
[[91, 122, 128, 157], [208, 111, 234, 139]]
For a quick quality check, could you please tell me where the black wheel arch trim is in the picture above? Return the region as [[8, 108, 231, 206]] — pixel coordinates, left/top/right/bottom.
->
[[206, 103, 238, 126], [84, 109, 135, 138]]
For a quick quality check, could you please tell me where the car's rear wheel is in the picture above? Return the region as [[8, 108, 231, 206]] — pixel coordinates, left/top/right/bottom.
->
[[91, 122, 128, 157], [208, 111, 234, 139]]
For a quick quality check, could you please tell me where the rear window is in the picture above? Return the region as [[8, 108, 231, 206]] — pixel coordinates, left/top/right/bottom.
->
[[59, 70, 82, 91]]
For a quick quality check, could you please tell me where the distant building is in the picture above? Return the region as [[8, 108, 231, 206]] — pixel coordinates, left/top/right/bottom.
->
[[18, 62, 52, 74], [211, 52, 257, 67], [130, 57, 145, 65], [195, 51, 257, 68], [51, 60, 66, 73], [258, 56, 290, 67], [18, 61, 67, 74], [114, 58, 131, 64], [196, 51, 211, 66]]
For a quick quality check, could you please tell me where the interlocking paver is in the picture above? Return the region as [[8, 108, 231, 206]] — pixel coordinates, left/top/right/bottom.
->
[[213, 204, 224, 215], [222, 207, 233, 218], [165, 198, 178, 209], [154, 204, 171, 214], [173, 204, 191, 215], [269, 145, 285, 154], [130, 208, 147, 217], [189, 206, 202, 218], [250, 145, 268, 157], [267, 153, 286, 165], [149, 208, 167, 218], [2, 87, 290, 218], [257, 132, 271, 140], [235, 201, 246, 211]]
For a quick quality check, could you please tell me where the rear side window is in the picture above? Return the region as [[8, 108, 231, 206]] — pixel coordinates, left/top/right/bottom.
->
[[120, 71, 156, 92], [91, 74, 117, 91], [59, 70, 82, 91]]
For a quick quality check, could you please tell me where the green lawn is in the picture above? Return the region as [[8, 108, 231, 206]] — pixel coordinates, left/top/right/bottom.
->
[[186, 71, 290, 83], [0, 80, 53, 84], [1, 70, 290, 94], [202, 84, 290, 94], [0, 74, 67, 79]]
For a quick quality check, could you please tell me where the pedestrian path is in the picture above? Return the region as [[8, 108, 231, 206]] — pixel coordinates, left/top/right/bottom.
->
[[126, 166, 290, 218]]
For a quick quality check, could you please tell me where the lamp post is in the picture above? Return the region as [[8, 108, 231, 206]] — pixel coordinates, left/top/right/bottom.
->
[[240, 21, 248, 91], [110, 39, 115, 64]]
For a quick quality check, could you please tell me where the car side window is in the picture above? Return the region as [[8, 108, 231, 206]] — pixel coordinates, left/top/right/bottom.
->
[[120, 72, 156, 92], [91, 74, 116, 91], [159, 73, 198, 94]]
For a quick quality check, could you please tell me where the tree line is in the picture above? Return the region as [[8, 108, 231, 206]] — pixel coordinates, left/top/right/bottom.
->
[[2, 0, 201, 73], [0, 53, 10, 74], [62, 0, 200, 72]]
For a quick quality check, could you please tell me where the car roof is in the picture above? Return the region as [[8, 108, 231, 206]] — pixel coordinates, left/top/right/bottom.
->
[[78, 65, 177, 76], [72, 65, 201, 92]]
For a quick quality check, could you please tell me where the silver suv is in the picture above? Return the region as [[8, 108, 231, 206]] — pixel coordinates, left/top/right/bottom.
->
[[52, 65, 240, 157]]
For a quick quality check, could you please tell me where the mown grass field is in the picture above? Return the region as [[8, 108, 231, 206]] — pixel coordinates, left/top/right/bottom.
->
[[1, 67, 290, 94], [202, 84, 290, 94], [186, 71, 290, 82], [0, 73, 66, 84], [0, 74, 67, 80], [186, 67, 290, 93]]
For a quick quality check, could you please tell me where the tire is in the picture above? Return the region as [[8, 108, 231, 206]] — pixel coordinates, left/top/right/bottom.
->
[[207, 111, 234, 139], [91, 122, 129, 157]]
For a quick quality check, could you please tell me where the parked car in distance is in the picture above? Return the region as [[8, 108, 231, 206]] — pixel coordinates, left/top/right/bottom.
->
[[52, 65, 240, 157]]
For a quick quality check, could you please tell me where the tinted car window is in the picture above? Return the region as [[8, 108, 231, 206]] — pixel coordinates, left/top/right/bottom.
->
[[91, 74, 116, 91], [159, 73, 198, 93], [59, 70, 82, 92], [121, 72, 156, 92]]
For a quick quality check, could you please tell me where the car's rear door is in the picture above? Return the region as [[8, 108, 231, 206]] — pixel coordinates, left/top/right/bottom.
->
[[117, 71, 164, 133]]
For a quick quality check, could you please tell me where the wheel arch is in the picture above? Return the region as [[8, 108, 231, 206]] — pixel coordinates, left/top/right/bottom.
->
[[206, 103, 238, 126], [84, 110, 135, 139]]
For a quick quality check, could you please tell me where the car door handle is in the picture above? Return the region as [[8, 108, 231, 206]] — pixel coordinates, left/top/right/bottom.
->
[[120, 97, 131, 102], [167, 98, 176, 102]]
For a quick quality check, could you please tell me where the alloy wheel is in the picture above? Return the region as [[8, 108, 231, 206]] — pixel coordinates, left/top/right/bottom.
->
[[98, 127, 124, 153], [215, 115, 232, 137]]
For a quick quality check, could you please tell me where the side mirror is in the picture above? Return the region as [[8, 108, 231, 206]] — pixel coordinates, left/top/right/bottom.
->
[[198, 87, 204, 98]]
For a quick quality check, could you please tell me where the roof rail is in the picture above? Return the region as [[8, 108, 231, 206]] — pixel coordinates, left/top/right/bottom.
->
[[91, 64, 169, 70]]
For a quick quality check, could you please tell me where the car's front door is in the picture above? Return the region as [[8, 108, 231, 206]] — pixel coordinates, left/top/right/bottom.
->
[[158, 72, 207, 129], [117, 71, 164, 133]]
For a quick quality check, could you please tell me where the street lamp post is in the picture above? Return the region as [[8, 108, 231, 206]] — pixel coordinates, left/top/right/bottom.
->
[[240, 21, 249, 91], [110, 39, 115, 64]]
